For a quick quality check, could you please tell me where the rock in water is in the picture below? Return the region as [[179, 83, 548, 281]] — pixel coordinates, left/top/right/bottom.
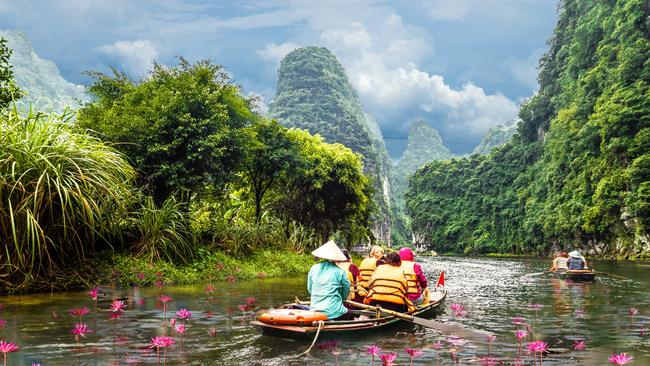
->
[[0, 30, 90, 113], [269, 47, 393, 244]]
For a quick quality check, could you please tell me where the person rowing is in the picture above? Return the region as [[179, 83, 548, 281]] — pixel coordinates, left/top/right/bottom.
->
[[567, 250, 589, 270], [307, 240, 356, 320]]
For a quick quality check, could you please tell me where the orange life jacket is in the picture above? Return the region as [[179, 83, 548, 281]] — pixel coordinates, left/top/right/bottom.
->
[[364, 264, 415, 311], [400, 260, 421, 297], [357, 257, 378, 296], [336, 261, 356, 299]]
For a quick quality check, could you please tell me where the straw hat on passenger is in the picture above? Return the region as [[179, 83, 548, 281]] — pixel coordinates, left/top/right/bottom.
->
[[568, 250, 586, 261], [312, 240, 347, 262]]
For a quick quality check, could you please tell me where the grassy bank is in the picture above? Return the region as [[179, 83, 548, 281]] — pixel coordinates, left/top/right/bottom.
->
[[1, 249, 315, 295]]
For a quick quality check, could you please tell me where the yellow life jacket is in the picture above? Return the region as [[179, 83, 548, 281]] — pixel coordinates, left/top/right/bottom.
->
[[400, 260, 421, 297], [336, 261, 356, 299], [365, 264, 415, 311], [357, 257, 378, 296]]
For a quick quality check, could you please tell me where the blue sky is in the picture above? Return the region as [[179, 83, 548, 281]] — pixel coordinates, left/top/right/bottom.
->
[[0, 0, 558, 157]]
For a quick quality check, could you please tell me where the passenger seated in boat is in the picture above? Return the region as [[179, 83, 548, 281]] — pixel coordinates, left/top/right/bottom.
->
[[398, 248, 429, 305], [550, 251, 569, 272], [307, 240, 356, 321], [357, 245, 385, 297], [337, 249, 362, 302], [364, 252, 415, 313], [567, 250, 589, 270]]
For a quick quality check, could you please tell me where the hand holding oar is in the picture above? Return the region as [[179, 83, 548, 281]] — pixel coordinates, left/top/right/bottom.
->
[[345, 300, 491, 342]]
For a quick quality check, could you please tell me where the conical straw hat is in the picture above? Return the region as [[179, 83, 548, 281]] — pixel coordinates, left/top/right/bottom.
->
[[312, 240, 347, 262]]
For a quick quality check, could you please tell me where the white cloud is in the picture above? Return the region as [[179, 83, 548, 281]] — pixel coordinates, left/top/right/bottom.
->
[[96, 39, 158, 77], [422, 0, 473, 21], [257, 42, 299, 67], [314, 21, 517, 137]]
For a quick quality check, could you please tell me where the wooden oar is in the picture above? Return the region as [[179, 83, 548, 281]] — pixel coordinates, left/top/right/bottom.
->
[[593, 271, 628, 280], [345, 300, 490, 342]]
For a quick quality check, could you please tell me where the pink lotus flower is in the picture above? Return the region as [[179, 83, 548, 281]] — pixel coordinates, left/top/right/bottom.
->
[[367, 345, 381, 356], [629, 308, 639, 316], [432, 340, 443, 349], [0, 341, 19, 353], [176, 308, 192, 319], [237, 304, 248, 313], [450, 303, 464, 312], [246, 297, 257, 306], [175, 323, 186, 334], [515, 330, 527, 340], [0, 320, 5, 328], [486, 334, 496, 354], [405, 348, 423, 365], [71, 322, 90, 339], [572, 340, 586, 351], [110, 300, 126, 313], [367, 345, 381, 365], [110, 312, 122, 320], [609, 353, 634, 365], [154, 280, 164, 288], [479, 357, 497, 366], [208, 327, 217, 337], [511, 316, 526, 325], [527, 340, 548, 352], [136, 272, 146, 280], [156, 271, 163, 278], [454, 309, 467, 317], [0, 340, 19, 366], [170, 318, 176, 327], [205, 284, 216, 294], [88, 287, 99, 300], [158, 295, 172, 303], [380, 352, 397, 366], [149, 336, 175, 349], [227, 275, 236, 283]]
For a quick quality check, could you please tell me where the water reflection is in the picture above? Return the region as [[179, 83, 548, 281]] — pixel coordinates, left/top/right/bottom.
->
[[0, 257, 648, 365]]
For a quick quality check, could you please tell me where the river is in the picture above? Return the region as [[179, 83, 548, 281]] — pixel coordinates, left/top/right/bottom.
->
[[0, 256, 648, 365]]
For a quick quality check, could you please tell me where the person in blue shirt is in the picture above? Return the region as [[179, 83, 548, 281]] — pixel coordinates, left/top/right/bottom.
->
[[307, 240, 355, 320], [567, 250, 588, 270]]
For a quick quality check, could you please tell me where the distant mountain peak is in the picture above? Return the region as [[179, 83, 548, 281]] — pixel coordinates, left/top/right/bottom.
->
[[0, 29, 90, 112], [472, 119, 520, 155]]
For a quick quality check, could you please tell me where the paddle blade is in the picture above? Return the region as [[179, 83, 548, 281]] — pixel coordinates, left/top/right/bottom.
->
[[411, 316, 490, 342]]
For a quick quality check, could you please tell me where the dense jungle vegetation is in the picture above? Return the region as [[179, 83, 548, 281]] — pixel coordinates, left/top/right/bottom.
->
[[0, 50, 373, 292], [407, 0, 650, 258]]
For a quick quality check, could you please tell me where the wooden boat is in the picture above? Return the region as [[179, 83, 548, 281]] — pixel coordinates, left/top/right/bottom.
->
[[251, 289, 447, 338], [554, 269, 596, 281]]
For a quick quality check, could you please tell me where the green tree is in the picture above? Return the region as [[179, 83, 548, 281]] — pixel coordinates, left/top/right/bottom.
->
[[0, 37, 23, 109], [77, 59, 254, 202], [276, 128, 372, 244], [242, 119, 299, 223]]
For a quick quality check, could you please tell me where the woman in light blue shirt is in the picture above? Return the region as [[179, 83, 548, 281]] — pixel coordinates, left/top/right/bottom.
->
[[307, 240, 354, 320]]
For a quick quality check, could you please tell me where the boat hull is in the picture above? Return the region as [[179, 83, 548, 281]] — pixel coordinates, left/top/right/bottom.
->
[[252, 290, 447, 339], [555, 270, 596, 281]]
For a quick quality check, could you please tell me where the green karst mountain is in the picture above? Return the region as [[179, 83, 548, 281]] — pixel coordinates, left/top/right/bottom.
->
[[407, 0, 650, 258], [0, 30, 89, 112], [269, 47, 393, 244], [393, 120, 453, 205], [472, 119, 519, 155]]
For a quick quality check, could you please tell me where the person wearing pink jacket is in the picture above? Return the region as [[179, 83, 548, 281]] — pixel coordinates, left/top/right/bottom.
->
[[398, 247, 429, 304]]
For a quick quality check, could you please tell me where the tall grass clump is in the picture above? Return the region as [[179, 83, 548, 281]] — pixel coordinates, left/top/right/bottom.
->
[[129, 195, 195, 263], [0, 107, 135, 283]]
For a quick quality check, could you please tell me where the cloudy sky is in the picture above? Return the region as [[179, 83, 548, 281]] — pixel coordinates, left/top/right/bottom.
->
[[0, 0, 558, 157]]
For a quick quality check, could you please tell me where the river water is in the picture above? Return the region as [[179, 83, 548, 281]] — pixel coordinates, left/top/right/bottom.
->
[[1, 256, 648, 365]]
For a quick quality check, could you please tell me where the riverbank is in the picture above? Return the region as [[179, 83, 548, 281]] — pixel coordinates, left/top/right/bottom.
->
[[1, 248, 315, 295]]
